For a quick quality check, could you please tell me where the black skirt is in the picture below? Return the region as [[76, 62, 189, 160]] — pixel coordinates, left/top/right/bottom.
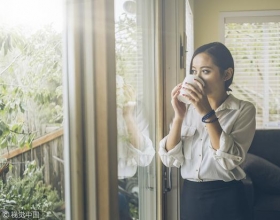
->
[[180, 179, 250, 220]]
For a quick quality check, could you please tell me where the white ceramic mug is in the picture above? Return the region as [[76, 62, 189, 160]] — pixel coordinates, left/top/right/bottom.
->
[[177, 75, 205, 104]]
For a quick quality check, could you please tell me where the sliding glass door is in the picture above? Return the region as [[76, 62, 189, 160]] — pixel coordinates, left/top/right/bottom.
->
[[114, 0, 157, 219], [0, 0, 188, 219], [63, 0, 162, 219]]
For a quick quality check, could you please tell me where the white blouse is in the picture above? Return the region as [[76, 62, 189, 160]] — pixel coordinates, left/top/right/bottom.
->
[[158, 94, 256, 182], [117, 105, 155, 179]]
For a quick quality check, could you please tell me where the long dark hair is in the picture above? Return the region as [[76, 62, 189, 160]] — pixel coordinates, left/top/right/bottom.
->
[[190, 42, 234, 91]]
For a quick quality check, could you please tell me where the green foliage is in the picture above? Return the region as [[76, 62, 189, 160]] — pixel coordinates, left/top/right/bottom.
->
[[0, 161, 65, 219], [129, 202, 138, 219], [0, 24, 63, 150], [0, 120, 34, 150], [115, 13, 138, 86]]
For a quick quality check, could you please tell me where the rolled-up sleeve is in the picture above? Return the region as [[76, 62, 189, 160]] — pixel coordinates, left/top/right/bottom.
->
[[210, 102, 256, 170], [128, 134, 155, 167], [158, 136, 184, 168]]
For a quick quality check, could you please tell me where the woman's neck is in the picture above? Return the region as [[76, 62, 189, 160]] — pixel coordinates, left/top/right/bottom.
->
[[208, 92, 229, 110]]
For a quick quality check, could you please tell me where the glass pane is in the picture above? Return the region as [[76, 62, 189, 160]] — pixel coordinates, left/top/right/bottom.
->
[[114, 0, 156, 219], [225, 21, 280, 129], [0, 0, 65, 219]]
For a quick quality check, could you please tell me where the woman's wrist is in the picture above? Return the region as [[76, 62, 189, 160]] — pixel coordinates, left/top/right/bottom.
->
[[173, 116, 184, 123], [123, 114, 135, 125], [201, 110, 219, 123]]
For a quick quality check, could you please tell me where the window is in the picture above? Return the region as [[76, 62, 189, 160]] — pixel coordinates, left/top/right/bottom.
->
[[0, 0, 64, 218], [115, 0, 157, 219], [220, 11, 280, 129]]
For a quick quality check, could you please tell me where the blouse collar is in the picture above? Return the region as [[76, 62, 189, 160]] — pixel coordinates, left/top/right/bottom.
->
[[188, 94, 240, 112], [215, 94, 240, 112]]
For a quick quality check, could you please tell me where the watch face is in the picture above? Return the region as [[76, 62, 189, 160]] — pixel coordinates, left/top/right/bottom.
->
[[123, 0, 136, 15]]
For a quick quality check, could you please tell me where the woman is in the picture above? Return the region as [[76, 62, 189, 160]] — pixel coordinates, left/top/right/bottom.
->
[[158, 42, 256, 220], [116, 75, 155, 179]]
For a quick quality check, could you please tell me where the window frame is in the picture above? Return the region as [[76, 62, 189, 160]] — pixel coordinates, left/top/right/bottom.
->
[[219, 10, 280, 41]]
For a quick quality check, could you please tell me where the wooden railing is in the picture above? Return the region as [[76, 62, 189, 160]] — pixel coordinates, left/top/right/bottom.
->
[[1, 128, 65, 200], [2, 128, 63, 159]]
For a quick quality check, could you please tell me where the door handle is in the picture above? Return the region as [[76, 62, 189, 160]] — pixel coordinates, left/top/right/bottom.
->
[[164, 167, 172, 193]]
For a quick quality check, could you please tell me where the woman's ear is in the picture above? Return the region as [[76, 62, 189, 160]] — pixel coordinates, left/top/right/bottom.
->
[[223, 68, 233, 81]]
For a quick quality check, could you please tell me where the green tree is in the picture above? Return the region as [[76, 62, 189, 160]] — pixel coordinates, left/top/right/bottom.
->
[[0, 24, 63, 151]]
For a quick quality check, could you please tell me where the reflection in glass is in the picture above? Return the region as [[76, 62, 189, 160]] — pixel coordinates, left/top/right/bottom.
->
[[115, 0, 156, 219], [116, 75, 155, 179]]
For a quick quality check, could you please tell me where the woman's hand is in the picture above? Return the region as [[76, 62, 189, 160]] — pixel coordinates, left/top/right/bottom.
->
[[182, 80, 212, 115], [123, 101, 136, 119], [171, 83, 187, 119], [122, 83, 136, 119]]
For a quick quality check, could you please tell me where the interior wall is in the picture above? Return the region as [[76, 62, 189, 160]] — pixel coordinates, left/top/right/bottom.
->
[[193, 0, 280, 48], [188, 0, 194, 12]]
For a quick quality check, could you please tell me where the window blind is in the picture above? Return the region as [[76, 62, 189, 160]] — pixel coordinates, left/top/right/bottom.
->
[[223, 15, 280, 129]]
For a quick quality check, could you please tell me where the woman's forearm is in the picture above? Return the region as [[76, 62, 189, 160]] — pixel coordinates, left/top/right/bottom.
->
[[123, 115, 144, 151], [165, 117, 183, 151], [205, 114, 222, 150]]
